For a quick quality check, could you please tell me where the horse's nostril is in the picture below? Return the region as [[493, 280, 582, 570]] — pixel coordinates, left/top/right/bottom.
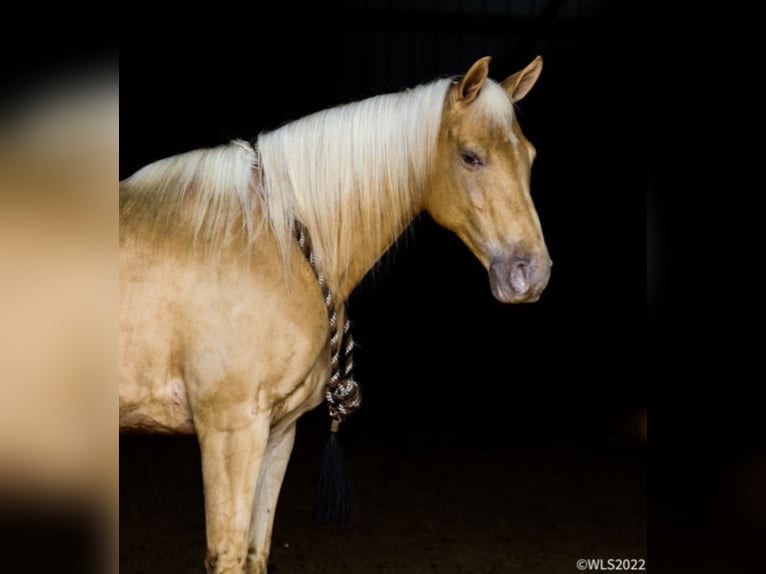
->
[[509, 260, 530, 294]]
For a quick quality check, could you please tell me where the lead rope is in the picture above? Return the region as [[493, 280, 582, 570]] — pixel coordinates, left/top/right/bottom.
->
[[295, 222, 361, 525], [252, 138, 360, 523], [295, 223, 362, 427]]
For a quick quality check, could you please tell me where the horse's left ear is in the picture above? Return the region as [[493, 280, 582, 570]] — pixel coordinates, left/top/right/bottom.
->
[[501, 56, 543, 103]]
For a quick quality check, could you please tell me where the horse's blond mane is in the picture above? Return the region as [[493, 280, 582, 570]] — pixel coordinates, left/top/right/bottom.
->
[[120, 77, 515, 286], [256, 78, 452, 285]]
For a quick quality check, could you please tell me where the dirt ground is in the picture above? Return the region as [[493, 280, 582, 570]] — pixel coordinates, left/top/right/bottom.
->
[[120, 410, 645, 573]]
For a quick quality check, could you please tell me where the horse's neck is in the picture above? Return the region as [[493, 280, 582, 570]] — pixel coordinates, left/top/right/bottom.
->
[[333, 205, 422, 301]]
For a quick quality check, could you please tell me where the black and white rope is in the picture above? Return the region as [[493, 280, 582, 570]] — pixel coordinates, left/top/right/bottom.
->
[[295, 223, 361, 428]]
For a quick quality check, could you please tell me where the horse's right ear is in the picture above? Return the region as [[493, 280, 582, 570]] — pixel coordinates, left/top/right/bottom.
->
[[455, 56, 491, 106]]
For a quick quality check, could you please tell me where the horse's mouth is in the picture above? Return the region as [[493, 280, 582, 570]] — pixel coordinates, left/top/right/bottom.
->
[[490, 282, 542, 303]]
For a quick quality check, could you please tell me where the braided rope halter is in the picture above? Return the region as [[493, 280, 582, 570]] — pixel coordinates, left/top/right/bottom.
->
[[295, 224, 362, 431]]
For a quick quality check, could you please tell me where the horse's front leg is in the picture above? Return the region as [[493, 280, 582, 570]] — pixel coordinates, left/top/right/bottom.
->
[[196, 404, 270, 574], [246, 422, 296, 573]]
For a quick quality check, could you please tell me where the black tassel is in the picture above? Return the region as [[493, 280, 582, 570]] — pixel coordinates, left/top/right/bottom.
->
[[313, 421, 353, 525]]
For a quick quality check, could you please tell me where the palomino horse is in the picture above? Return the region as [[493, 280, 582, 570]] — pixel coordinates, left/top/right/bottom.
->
[[120, 55, 550, 573]]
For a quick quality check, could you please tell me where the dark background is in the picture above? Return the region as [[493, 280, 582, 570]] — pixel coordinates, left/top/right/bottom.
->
[[119, 0, 645, 428], [120, 2, 647, 572]]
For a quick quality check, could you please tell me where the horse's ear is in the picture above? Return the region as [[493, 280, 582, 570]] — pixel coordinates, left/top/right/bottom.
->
[[457, 56, 491, 105], [501, 56, 543, 103]]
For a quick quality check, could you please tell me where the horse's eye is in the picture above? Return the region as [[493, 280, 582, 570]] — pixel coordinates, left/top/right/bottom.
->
[[460, 150, 484, 168]]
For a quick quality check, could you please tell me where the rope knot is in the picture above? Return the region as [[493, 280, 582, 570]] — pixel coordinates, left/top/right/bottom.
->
[[327, 378, 361, 422]]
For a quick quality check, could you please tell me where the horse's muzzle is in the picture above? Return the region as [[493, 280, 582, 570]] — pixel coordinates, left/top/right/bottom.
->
[[489, 254, 551, 303]]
